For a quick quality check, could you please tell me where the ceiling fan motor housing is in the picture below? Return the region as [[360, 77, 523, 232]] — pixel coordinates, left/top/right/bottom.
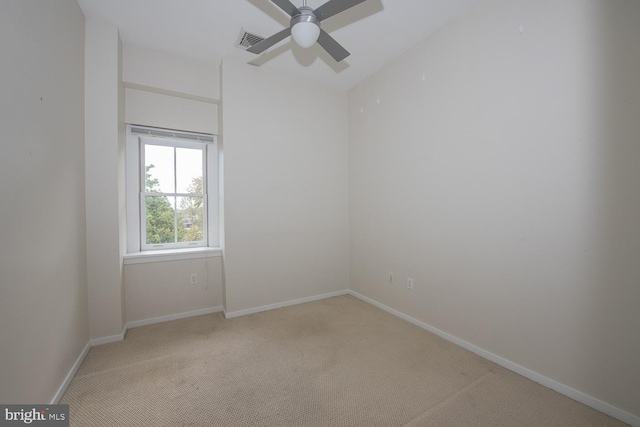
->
[[291, 6, 320, 28]]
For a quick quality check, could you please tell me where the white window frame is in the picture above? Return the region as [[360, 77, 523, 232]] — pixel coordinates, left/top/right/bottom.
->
[[126, 125, 219, 254], [140, 138, 207, 250]]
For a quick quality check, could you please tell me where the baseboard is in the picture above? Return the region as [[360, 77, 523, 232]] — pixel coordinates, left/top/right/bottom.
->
[[126, 306, 224, 329], [347, 290, 639, 427], [90, 324, 128, 347], [50, 341, 91, 404], [223, 290, 350, 319]]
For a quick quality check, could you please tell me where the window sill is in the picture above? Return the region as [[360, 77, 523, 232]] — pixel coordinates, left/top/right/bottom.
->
[[124, 247, 222, 265]]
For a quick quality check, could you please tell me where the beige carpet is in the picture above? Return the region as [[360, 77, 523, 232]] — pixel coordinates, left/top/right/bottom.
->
[[61, 295, 627, 426]]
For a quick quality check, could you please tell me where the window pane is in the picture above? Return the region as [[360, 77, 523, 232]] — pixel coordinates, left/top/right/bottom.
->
[[145, 196, 175, 244], [176, 147, 203, 194], [177, 196, 204, 242], [145, 144, 175, 193]]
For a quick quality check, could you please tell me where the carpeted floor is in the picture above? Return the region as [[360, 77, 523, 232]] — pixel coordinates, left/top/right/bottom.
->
[[61, 295, 627, 426]]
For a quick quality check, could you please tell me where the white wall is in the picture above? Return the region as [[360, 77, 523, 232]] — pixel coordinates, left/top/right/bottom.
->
[[349, 0, 640, 420], [220, 58, 349, 314], [123, 45, 218, 134], [125, 257, 222, 322], [0, 0, 88, 403], [122, 46, 223, 322], [125, 88, 217, 135], [85, 20, 126, 340], [123, 45, 219, 99], [118, 36, 127, 330]]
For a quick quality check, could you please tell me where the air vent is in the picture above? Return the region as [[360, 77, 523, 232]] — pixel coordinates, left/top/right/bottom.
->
[[237, 30, 264, 50]]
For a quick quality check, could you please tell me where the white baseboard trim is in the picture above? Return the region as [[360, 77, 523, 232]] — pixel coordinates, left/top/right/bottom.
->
[[347, 290, 639, 427], [126, 306, 224, 329], [50, 341, 91, 404], [223, 290, 350, 319], [90, 324, 128, 347]]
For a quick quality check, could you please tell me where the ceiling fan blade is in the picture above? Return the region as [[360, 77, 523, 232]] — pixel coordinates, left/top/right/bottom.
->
[[317, 28, 350, 62], [271, 0, 301, 17], [314, 0, 368, 21], [247, 27, 292, 54]]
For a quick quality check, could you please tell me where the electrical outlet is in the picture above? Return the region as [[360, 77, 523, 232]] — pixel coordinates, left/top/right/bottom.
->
[[190, 273, 198, 285], [389, 273, 394, 285], [407, 277, 414, 289]]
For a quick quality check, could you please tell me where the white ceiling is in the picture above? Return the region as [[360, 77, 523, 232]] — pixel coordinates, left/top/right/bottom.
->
[[77, 0, 479, 90]]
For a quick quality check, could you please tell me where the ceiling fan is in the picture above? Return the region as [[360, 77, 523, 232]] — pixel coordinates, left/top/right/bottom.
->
[[247, 0, 368, 62]]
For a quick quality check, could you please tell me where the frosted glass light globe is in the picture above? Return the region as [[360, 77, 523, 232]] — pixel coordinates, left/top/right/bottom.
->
[[291, 21, 320, 48]]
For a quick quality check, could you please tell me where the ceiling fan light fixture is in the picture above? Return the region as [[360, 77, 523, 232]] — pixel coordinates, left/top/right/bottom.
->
[[290, 9, 320, 48], [291, 21, 320, 48]]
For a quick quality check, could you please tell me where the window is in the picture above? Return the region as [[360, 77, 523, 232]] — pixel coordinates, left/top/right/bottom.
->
[[126, 125, 219, 253]]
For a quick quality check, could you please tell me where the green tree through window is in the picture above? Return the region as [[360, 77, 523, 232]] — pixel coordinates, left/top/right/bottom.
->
[[145, 164, 175, 244], [177, 176, 204, 242]]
